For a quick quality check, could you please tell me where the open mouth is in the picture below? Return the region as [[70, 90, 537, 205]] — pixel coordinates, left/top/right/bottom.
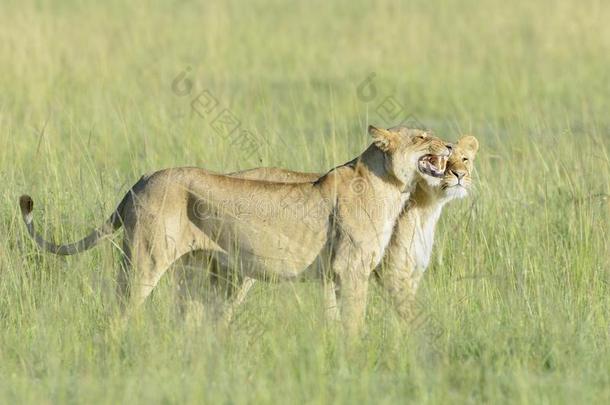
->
[[418, 155, 448, 178]]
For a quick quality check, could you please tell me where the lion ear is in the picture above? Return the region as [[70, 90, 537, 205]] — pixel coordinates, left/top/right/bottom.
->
[[457, 135, 479, 158], [369, 125, 397, 152]]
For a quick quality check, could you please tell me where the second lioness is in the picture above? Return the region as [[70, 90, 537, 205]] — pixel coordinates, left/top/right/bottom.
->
[[213, 135, 478, 323]]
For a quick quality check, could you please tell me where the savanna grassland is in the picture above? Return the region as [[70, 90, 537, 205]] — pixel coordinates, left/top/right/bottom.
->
[[1, 0, 609, 403]]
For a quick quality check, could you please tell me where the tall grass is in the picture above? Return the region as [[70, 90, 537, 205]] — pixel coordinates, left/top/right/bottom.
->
[[0, 0, 609, 403]]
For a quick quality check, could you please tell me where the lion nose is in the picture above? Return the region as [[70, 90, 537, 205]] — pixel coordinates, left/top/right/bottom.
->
[[450, 169, 465, 180]]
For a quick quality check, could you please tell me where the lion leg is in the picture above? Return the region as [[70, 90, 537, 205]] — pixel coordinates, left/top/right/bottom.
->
[[323, 278, 340, 322], [174, 258, 207, 326], [336, 270, 369, 338], [174, 252, 255, 326], [118, 228, 187, 312], [206, 254, 258, 327], [315, 247, 340, 322], [220, 277, 256, 327], [331, 241, 373, 338], [110, 238, 174, 331], [378, 266, 424, 322], [173, 252, 241, 326], [116, 240, 133, 309], [128, 253, 172, 308]]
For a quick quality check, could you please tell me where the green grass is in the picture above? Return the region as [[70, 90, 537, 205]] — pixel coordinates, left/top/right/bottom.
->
[[1, 0, 609, 403]]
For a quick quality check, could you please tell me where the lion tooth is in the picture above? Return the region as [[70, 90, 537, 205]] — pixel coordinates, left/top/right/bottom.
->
[[440, 157, 447, 171]]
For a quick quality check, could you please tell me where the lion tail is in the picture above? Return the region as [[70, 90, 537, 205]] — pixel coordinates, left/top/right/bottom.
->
[[18, 193, 129, 256]]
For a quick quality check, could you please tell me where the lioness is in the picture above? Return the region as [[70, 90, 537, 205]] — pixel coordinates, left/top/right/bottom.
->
[[19, 125, 452, 335], [217, 136, 479, 323], [376, 135, 479, 321]]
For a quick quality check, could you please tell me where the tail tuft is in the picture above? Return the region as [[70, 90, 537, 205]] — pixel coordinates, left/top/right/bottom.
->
[[19, 195, 34, 219]]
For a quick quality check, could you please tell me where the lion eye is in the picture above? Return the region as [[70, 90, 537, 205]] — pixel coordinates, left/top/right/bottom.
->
[[462, 157, 469, 162]]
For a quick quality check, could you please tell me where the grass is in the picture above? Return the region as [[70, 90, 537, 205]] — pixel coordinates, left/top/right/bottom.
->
[[1, 0, 609, 403]]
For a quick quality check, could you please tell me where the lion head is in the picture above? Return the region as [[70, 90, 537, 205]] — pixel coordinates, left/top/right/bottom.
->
[[368, 125, 453, 187], [439, 135, 479, 199]]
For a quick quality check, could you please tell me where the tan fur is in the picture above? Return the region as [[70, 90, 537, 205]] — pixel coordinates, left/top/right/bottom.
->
[[377, 136, 479, 321], [220, 136, 479, 323], [19, 126, 451, 335]]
